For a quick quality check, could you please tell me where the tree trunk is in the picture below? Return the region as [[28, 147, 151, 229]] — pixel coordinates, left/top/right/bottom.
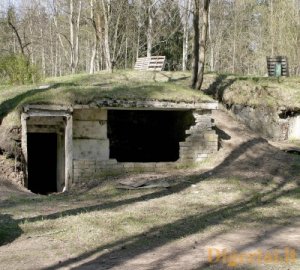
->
[[69, 0, 81, 74], [89, 0, 97, 74], [7, 8, 26, 56], [147, 3, 153, 58], [208, 4, 214, 72], [270, 0, 275, 56], [101, 0, 112, 71], [69, 0, 75, 74], [90, 36, 97, 74], [125, 37, 128, 69], [182, 0, 191, 71], [41, 29, 46, 77], [195, 0, 210, 90], [232, 0, 237, 74], [191, 0, 200, 88], [74, 1, 82, 72]]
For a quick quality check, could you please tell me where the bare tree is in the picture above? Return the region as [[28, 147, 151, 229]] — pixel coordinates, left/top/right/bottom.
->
[[7, 6, 30, 56], [195, 0, 210, 90], [69, 0, 82, 74], [89, 0, 97, 74], [191, 0, 200, 88], [182, 0, 191, 71]]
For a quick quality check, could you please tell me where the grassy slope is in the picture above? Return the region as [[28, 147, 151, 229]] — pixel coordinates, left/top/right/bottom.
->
[[1, 71, 300, 126], [205, 74, 300, 110], [0, 70, 213, 124]]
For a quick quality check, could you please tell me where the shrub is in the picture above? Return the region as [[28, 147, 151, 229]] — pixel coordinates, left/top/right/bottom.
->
[[0, 54, 41, 85]]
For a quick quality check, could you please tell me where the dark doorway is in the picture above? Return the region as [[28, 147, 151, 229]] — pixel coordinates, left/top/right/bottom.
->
[[108, 110, 194, 162], [27, 133, 57, 194]]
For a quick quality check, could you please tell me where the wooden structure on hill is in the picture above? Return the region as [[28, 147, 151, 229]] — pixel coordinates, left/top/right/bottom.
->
[[134, 56, 166, 71]]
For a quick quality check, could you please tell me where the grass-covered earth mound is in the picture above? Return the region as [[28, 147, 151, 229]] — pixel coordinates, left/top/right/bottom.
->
[[205, 74, 300, 110], [1, 71, 300, 126], [1, 70, 300, 159], [0, 70, 213, 123]]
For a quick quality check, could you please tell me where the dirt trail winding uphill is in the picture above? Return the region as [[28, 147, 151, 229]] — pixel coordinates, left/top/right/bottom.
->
[[0, 108, 299, 270], [208, 109, 297, 182]]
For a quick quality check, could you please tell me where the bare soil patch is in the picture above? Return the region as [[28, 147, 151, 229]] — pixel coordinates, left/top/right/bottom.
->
[[0, 109, 299, 270]]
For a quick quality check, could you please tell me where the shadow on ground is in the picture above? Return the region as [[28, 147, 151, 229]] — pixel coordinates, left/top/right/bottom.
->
[[0, 214, 23, 246], [0, 112, 299, 269], [204, 74, 237, 102], [26, 137, 299, 270]]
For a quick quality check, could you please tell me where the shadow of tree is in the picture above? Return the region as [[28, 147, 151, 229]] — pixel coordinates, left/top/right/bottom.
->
[[41, 183, 298, 270], [0, 214, 23, 246], [0, 83, 78, 119], [7, 138, 287, 224], [29, 138, 298, 270], [204, 75, 236, 102]]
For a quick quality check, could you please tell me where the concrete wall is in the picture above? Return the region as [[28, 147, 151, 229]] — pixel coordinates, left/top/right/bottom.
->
[[229, 104, 300, 141], [230, 105, 289, 140], [73, 109, 218, 183], [288, 115, 300, 140], [179, 110, 218, 163], [73, 109, 109, 161]]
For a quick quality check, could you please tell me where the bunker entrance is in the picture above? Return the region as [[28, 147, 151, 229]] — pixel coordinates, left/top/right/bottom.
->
[[108, 110, 194, 162], [27, 133, 58, 194]]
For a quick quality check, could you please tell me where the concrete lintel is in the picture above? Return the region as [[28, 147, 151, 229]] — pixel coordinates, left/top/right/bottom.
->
[[27, 126, 64, 134], [27, 117, 65, 125], [24, 101, 218, 112], [94, 99, 218, 110], [24, 104, 73, 112], [26, 110, 71, 118]]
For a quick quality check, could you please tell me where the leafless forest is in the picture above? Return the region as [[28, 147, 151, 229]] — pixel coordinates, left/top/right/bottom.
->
[[1, 0, 300, 80]]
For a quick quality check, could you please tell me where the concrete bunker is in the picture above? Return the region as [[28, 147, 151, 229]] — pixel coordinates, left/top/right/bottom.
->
[[21, 106, 73, 194], [107, 110, 195, 162], [21, 101, 218, 191]]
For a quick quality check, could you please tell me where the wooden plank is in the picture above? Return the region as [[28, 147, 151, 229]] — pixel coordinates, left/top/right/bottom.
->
[[134, 56, 165, 71]]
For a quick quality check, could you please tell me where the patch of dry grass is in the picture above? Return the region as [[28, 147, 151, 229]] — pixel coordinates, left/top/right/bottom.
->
[[0, 170, 299, 269]]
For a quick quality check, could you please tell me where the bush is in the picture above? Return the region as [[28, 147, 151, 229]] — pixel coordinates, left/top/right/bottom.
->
[[0, 54, 41, 85]]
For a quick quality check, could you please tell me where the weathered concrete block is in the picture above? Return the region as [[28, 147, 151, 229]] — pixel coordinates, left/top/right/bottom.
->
[[123, 163, 135, 168], [95, 159, 117, 167], [204, 133, 218, 141], [288, 115, 300, 140], [73, 139, 109, 160], [73, 109, 107, 121], [73, 120, 107, 139], [195, 157, 206, 162]]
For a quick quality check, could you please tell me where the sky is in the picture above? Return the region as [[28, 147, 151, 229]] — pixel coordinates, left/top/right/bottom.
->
[[0, 0, 21, 10]]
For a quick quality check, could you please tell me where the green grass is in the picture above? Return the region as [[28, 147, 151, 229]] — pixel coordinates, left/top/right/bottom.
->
[[1, 70, 300, 127], [0, 70, 213, 122], [205, 74, 300, 109]]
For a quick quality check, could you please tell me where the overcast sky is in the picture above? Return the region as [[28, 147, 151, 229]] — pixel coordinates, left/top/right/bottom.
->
[[0, 0, 20, 10]]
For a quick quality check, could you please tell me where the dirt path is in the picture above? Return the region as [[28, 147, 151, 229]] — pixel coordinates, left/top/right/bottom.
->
[[63, 109, 299, 270], [0, 109, 299, 270]]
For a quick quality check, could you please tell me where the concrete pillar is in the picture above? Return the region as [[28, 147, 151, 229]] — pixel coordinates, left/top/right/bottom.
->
[[65, 115, 73, 190], [21, 113, 28, 187]]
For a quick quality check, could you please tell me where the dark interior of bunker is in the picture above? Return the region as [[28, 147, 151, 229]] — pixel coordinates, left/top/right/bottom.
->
[[108, 110, 195, 162], [27, 133, 57, 194]]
